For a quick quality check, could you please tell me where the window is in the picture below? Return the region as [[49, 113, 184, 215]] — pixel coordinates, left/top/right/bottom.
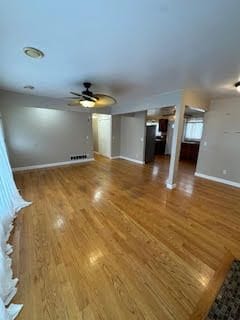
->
[[184, 118, 204, 141]]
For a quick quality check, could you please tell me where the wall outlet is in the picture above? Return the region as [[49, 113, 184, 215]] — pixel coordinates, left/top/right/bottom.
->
[[222, 169, 227, 175]]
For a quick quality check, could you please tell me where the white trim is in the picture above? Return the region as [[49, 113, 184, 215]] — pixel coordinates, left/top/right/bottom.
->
[[94, 151, 112, 159], [110, 115, 112, 159], [195, 172, 240, 188], [119, 156, 145, 164], [110, 156, 121, 159], [96, 115, 112, 158], [166, 183, 176, 189], [13, 158, 95, 172]]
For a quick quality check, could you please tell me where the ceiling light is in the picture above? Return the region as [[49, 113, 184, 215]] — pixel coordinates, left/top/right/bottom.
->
[[80, 100, 95, 108], [24, 85, 35, 90], [234, 81, 240, 92], [23, 47, 44, 58]]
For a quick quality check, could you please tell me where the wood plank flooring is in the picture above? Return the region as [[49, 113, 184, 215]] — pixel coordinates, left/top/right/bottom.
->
[[11, 155, 240, 320]]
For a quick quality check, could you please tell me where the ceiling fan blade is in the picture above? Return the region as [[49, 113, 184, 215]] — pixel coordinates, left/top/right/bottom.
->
[[64, 96, 80, 99], [81, 94, 98, 102], [70, 91, 83, 97], [68, 100, 81, 106], [94, 94, 117, 107], [70, 92, 97, 102]]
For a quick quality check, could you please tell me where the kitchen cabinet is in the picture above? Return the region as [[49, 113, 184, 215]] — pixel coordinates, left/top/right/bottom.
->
[[180, 142, 200, 162], [155, 140, 166, 155], [158, 119, 168, 132]]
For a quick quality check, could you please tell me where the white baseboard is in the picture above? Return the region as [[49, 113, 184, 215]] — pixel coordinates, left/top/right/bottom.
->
[[118, 156, 145, 165], [166, 183, 176, 190], [96, 154, 144, 163], [94, 151, 112, 159], [195, 172, 240, 188], [13, 158, 95, 172]]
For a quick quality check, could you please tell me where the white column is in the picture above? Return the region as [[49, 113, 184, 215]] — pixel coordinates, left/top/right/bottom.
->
[[166, 102, 185, 189]]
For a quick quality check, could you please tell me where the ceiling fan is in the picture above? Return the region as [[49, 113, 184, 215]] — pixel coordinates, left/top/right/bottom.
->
[[67, 82, 117, 108]]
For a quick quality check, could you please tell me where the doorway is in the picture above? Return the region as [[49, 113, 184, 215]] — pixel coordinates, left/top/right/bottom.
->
[[145, 106, 205, 180], [179, 107, 205, 170], [145, 106, 175, 163], [92, 114, 112, 158]]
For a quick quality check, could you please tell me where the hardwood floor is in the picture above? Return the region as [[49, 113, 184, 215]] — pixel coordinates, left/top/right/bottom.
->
[[11, 155, 240, 320]]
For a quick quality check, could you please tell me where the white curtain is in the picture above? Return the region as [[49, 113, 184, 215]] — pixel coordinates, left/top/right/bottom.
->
[[184, 118, 204, 141], [0, 117, 31, 319]]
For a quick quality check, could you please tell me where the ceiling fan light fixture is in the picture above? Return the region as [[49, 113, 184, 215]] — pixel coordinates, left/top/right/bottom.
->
[[80, 100, 95, 108], [234, 81, 240, 92]]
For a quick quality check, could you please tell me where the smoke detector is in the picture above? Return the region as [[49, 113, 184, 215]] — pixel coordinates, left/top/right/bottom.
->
[[24, 85, 35, 90], [23, 47, 44, 59]]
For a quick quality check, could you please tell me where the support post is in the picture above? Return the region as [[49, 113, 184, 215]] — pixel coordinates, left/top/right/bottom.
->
[[166, 102, 185, 189]]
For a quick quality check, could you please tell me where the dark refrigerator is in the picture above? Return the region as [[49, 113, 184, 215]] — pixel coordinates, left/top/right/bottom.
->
[[145, 125, 156, 163]]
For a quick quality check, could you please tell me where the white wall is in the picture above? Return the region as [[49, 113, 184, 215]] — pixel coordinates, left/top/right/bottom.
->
[[0, 89, 111, 115], [196, 97, 240, 185], [0, 105, 93, 169], [111, 91, 182, 115]]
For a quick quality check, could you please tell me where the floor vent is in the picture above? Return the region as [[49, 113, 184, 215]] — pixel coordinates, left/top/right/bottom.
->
[[70, 154, 88, 160]]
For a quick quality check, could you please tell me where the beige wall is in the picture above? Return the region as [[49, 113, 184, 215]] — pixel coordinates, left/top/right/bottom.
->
[[0, 105, 93, 168], [111, 115, 121, 157], [92, 116, 99, 152], [183, 89, 210, 111], [196, 97, 240, 184], [120, 111, 146, 162]]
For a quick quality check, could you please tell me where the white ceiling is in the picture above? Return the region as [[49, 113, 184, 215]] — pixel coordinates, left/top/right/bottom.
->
[[1, 0, 240, 105]]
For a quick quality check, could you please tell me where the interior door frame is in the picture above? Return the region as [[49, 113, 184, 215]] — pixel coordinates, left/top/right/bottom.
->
[[93, 114, 112, 159]]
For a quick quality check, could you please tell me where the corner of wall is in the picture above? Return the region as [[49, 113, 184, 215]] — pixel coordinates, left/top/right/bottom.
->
[[183, 89, 210, 111]]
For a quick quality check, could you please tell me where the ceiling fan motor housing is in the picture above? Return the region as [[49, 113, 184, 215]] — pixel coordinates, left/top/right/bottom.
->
[[82, 82, 95, 100], [83, 82, 92, 89]]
